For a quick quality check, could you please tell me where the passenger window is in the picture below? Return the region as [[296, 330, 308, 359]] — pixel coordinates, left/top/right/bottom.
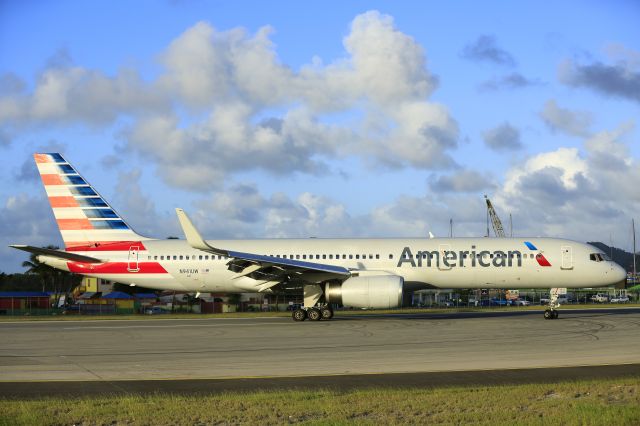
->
[[205, 255, 209, 260], [329, 254, 333, 259], [342, 254, 346, 259], [185, 255, 189, 260], [296, 255, 300, 259], [303, 255, 307, 259], [173, 256, 177, 260], [349, 254, 353, 259], [316, 255, 320, 259], [376, 254, 380, 259], [160, 256, 164, 260], [154, 256, 158, 260], [323, 255, 327, 259], [389, 254, 393, 259]]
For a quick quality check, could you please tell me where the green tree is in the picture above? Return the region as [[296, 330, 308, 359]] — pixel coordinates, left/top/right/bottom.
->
[[21, 246, 57, 293], [21, 246, 81, 307], [182, 293, 199, 313]]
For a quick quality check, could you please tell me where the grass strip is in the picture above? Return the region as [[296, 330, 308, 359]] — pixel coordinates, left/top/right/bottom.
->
[[1, 376, 638, 425]]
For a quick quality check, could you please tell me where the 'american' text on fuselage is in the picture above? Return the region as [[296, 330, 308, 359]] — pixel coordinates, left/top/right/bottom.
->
[[397, 246, 523, 268]]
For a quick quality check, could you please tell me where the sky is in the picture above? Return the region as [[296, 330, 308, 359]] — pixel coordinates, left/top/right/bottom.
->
[[1, 0, 639, 273]]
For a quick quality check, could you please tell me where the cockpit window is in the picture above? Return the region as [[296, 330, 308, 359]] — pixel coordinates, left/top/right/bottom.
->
[[590, 253, 608, 262]]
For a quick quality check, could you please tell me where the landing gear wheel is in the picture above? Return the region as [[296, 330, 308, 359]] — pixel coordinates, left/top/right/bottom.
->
[[320, 307, 334, 320], [307, 308, 322, 321], [544, 309, 553, 320], [292, 308, 307, 321], [552, 310, 559, 319]]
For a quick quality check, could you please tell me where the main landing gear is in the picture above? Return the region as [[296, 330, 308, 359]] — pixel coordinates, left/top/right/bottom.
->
[[544, 288, 561, 320], [292, 305, 334, 322], [292, 284, 335, 322]]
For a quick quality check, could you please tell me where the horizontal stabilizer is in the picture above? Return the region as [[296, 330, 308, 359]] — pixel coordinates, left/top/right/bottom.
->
[[9, 245, 103, 263]]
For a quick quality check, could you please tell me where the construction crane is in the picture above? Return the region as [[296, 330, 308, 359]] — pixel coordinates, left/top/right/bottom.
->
[[484, 195, 506, 238]]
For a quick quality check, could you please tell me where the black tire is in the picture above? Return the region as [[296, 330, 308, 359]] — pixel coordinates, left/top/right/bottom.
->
[[544, 309, 553, 320], [552, 310, 559, 319], [320, 307, 334, 320], [292, 308, 307, 322], [307, 308, 322, 321]]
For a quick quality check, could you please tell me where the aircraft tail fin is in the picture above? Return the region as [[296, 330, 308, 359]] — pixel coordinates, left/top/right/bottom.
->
[[33, 153, 148, 250]]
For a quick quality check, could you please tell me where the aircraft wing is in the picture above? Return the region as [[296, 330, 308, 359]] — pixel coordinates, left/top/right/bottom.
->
[[10, 245, 103, 263], [175, 209, 351, 283]]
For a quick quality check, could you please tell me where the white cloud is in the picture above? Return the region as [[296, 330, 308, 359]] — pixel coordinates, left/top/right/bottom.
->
[[558, 48, 640, 104], [1, 11, 459, 190], [125, 12, 459, 187], [540, 100, 593, 137], [1, 67, 167, 126], [0, 194, 63, 272], [111, 169, 179, 238], [502, 147, 588, 195], [494, 122, 638, 240], [341, 11, 436, 104], [482, 123, 522, 151], [461, 35, 516, 67], [429, 169, 495, 193]]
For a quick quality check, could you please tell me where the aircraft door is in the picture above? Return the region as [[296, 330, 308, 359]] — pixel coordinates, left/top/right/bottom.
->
[[128, 246, 140, 272], [561, 245, 573, 270]]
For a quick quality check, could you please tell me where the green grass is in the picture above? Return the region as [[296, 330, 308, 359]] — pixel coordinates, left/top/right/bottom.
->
[[1, 303, 639, 322], [1, 377, 638, 425]]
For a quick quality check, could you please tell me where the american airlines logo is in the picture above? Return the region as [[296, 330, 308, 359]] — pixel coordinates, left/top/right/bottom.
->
[[396, 242, 552, 268]]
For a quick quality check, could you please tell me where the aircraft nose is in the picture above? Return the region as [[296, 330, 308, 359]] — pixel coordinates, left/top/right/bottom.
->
[[610, 263, 627, 286]]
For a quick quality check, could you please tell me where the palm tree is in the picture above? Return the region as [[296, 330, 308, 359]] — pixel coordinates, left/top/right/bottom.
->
[[21, 246, 57, 293], [21, 245, 80, 307]]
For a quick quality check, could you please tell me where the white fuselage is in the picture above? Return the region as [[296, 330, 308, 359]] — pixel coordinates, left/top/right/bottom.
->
[[56, 237, 626, 293]]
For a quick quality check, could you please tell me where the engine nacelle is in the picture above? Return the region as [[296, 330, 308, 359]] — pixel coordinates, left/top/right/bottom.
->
[[325, 275, 404, 309]]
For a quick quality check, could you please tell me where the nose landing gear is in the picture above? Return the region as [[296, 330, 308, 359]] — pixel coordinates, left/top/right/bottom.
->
[[544, 288, 562, 320]]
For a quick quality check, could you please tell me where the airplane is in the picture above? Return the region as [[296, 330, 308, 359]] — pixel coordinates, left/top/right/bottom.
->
[[10, 153, 627, 321]]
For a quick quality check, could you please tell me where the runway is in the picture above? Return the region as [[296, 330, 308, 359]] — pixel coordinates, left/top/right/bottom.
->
[[1, 308, 639, 396]]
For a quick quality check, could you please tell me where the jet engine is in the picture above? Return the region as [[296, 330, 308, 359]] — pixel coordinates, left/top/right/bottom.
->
[[325, 275, 404, 309]]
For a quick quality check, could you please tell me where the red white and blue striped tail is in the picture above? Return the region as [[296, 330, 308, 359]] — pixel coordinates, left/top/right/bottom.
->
[[34, 153, 149, 251]]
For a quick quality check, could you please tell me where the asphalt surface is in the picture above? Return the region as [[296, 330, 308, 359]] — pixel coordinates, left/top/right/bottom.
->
[[1, 308, 639, 397], [2, 364, 639, 398]]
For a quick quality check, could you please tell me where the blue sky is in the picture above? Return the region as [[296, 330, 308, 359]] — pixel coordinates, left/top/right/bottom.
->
[[1, 0, 639, 272]]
